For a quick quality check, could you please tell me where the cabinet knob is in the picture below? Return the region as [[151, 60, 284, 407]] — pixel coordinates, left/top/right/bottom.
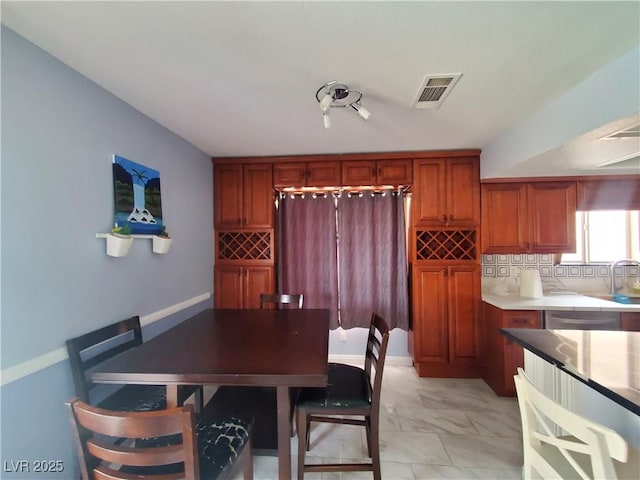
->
[[448, 214, 454, 221], [441, 214, 448, 223]]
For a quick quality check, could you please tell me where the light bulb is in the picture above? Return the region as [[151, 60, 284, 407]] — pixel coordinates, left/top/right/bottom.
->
[[351, 103, 370, 120], [323, 111, 331, 129], [319, 93, 333, 112]]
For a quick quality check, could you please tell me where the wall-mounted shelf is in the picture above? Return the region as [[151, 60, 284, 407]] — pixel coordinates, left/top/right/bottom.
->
[[96, 233, 172, 257]]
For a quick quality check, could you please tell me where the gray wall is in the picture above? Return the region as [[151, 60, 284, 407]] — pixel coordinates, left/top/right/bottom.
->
[[1, 26, 213, 477], [0, 27, 409, 477]]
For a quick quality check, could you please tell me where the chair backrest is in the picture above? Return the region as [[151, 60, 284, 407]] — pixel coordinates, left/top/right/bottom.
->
[[66, 316, 143, 402], [67, 397, 199, 480], [259, 293, 304, 309], [513, 368, 629, 480], [364, 312, 390, 416]]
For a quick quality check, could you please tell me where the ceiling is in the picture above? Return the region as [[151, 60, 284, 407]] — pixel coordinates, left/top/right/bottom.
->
[[2, 1, 639, 178]]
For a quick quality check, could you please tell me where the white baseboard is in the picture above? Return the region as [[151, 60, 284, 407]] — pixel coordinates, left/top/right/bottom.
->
[[328, 354, 412, 367], [1, 293, 211, 387]]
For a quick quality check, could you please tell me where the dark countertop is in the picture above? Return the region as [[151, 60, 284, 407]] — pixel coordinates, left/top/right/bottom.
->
[[501, 328, 640, 415]]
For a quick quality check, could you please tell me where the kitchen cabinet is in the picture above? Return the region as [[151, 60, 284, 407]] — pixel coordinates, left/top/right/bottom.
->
[[413, 157, 480, 227], [481, 181, 576, 254], [273, 161, 340, 188], [578, 177, 640, 210], [341, 159, 412, 186], [621, 312, 640, 332], [410, 265, 482, 377], [214, 266, 274, 309], [483, 303, 541, 396], [214, 163, 273, 228]]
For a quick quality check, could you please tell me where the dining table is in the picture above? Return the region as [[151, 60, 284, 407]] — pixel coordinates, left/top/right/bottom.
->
[[90, 308, 330, 480]]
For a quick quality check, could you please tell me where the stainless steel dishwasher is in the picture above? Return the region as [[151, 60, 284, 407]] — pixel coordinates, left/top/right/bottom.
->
[[544, 310, 620, 330]]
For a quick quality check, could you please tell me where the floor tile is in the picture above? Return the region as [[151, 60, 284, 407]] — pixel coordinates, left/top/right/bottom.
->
[[438, 433, 524, 469], [396, 406, 479, 435]]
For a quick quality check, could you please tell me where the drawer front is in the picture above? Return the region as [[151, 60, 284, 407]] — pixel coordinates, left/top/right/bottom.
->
[[505, 311, 541, 329]]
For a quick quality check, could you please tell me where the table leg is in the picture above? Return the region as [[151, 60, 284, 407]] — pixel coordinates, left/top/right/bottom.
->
[[276, 386, 292, 480], [166, 385, 179, 408]]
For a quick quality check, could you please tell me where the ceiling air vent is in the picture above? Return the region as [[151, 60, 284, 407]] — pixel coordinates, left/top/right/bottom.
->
[[412, 73, 462, 109], [601, 123, 640, 139]]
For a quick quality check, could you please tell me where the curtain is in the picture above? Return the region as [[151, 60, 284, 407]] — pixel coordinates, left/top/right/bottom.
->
[[278, 195, 339, 328], [337, 192, 409, 330]]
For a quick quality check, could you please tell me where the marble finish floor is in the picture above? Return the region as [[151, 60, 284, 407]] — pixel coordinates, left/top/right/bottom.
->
[[226, 365, 524, 480]]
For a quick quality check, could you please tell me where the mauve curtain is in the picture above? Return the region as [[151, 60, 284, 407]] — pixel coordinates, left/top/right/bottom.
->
[[337, 193, 409, 330], [278, 195, 339, 329]]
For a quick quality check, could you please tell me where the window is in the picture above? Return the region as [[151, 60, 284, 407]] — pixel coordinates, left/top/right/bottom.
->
[[561, 210, 640, 263]]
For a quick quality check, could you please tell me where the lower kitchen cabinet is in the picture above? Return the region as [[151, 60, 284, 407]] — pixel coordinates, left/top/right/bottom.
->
[[621, 312, 640, 332], [410, 265, 482, 377], [483, 303, 541, 396], [214, 266, 274, 309]]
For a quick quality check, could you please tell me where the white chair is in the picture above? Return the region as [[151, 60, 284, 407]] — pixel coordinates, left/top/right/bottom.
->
[[514, 368, 639, 479]]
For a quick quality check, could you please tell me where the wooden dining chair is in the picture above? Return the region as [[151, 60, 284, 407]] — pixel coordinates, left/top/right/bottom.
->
[[259, 293, 304, 309], [66, 316, 203, 413], [295, 312, 390, 480], [67, 398, 253, 480], [514, 368, 640, 480]]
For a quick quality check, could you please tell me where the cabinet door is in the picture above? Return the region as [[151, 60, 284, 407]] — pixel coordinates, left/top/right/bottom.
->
[[412, 267, 448, 363], [244, 266, 274, 308], [621, 312, 640, 332], [528, 182, 576, 253], [307, 161, 341, 187], [243, 164, 273, 228], [448, 266, 481, 365], [377, 159, 413, 185], [481, 183, 528, 253], [214, 266, 243, 308], [447, 157, 480, 226], [502, 311, 541, 394], [413, 159, 446, 225], [341, 160, 376, 186], [214, 165, 243, 228], [273, 162, 307, 187]]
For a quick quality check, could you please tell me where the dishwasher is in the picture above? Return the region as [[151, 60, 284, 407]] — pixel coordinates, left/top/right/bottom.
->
[[544, 310, 620, 330]]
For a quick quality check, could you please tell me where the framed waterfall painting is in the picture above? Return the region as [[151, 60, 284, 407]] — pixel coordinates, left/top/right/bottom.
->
[[112, 154, 164, 235]]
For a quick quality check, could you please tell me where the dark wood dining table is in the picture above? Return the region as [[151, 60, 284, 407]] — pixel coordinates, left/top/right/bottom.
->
[[90, 308, 330, 480]]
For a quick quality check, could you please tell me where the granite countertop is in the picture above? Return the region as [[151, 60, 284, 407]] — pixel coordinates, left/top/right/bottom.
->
[[501, 328, 640, 415], [483, 292, 640, 312]]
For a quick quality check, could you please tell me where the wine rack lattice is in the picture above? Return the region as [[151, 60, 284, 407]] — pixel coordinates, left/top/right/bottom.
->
[[217, 231, 273, 261], [416, 230, 477, 261]]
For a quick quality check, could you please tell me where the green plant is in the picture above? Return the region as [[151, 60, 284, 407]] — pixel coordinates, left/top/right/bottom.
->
[[159, 225, 170, 238], [112, 223, 132, 236]]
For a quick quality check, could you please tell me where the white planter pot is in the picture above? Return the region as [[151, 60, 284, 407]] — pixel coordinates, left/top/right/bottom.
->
[[106, 234, 134, 257], [152, 236, 172, 254]]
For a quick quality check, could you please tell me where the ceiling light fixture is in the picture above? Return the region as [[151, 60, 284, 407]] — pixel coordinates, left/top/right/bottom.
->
[[315, 81, 371, 128]]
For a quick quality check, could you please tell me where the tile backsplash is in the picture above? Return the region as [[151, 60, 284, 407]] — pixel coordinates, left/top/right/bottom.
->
[[482, 254, 640, 294]]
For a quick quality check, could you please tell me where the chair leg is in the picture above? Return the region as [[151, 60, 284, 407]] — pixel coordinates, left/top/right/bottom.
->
[[370, 414, 381, 480], [242, 440, 253, 480], [194, 387, 203, 415], [365, 416, 373, 457], [297, 408, 308, 480]]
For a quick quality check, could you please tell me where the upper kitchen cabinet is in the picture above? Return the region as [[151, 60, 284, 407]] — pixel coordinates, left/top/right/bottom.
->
[[273, 161, 340, 188], [577, 177, 640, 210], [482, 181, 577, 254], [413, 157, 480, 227], [214, 163, 274, 229], [341, 159, 412, 186]]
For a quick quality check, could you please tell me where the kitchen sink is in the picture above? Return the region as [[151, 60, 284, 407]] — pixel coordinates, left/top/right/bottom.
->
[[590, 294, 640, 305]]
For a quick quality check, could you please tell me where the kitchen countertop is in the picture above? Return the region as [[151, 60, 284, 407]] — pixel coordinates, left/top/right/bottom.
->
[[501, 328, 640, 415], [483, 292, 640, 312]]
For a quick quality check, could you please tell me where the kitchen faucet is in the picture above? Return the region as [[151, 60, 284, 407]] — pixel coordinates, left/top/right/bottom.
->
[[610, 258, 640, 295]]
